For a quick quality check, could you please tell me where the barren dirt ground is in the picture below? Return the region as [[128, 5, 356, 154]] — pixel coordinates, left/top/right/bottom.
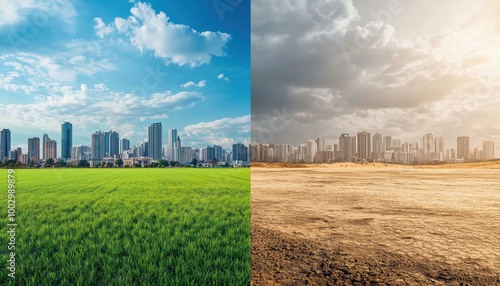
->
[[251, 167, 500, 285]]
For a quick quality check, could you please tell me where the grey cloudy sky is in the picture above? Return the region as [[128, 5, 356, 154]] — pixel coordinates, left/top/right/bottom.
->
[[251, 0, 500, 154]]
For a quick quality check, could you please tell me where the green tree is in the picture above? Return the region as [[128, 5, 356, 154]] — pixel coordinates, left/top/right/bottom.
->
[[78, 160, 89, 167], [158, 159, 168, 167], [15, 161, 24, 168], [55, 159, 66, 167], [106, 162, 114, 168], [45, 158, 55, 167], [5, 159, 16, 168], [191, 158, 198, 166], [115, 158, 124, 167]]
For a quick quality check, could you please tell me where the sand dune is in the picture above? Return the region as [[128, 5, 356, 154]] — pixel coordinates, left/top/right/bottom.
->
[[251, 160, 500, 169]]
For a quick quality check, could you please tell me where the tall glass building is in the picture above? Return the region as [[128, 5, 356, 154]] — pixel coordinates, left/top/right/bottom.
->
[[61, 122, 73, 160], [0, 129, 11, 161], [148, 123, 162, 160]]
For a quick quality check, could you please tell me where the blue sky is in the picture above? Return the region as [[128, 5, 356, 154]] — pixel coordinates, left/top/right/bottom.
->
[[0, 0, 250, 154]]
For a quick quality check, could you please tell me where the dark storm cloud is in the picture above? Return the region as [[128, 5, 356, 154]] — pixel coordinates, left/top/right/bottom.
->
[[251, 0, 500, 148]]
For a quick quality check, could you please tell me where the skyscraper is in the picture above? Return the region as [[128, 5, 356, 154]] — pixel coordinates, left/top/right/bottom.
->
[[435, 137, 445, 161], [457, 136, 470, 160], [372, 132, 383, 159], [148, 123, 162, 160], [109, 131, 119, 157], [423, 133, 434, 154], [383, 135, 392, 151], [205, 145, 215, 161], [120, 138, 130, 154], [42, 134, 57, 160], [339, 134, 353, 161], [172, 136, 182, 161], [232, 143, 248, 162], [357, 131, 371, 160], [483, 141, 494, 160], [61, 122, 73, 160], [28, 137, 40, 164], [315, 138, 325, 152], [104, 131, 111, 157], [91, 131, 105, 161], [0, 129, 11, 161], [214, 145, 223, 161], [306, 140, 317, 163], [42, 134, 49, 160], [167, 128, 177, 160], [44, 138, 57, 160]]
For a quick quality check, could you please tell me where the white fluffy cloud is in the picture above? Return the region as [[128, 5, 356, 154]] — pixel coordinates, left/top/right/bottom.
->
[[0, 85, 206, 145], [95, 2, 231, 67], [217, 73, 229, 81], [181, 80, 206, 88], [0, 53, 114, 93], [182, 116, 250, 148], [0, 0, 76, 27]]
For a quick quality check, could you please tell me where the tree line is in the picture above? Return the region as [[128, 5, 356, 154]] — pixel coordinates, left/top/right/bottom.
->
[[0, 158, 206, 168]]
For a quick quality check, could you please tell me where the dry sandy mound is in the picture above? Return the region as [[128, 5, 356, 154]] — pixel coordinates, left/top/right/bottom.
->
[[251, 161, 500, 169]]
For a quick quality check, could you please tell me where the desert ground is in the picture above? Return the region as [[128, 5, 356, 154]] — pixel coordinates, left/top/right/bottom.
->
[[251, 162, 500, 285]]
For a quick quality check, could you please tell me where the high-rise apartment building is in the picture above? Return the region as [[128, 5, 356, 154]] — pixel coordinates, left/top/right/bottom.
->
[[372, 132, 383, 159], [423, 133, 434, 154], [232, 143, 248, 162], [214, 145, 223, 161], [457, 136, 470, 160], [383, 135, 392, 151], [61, 122, 72, 160], [305, 140, 317, 163], [435, 137, 445, 161], [205, 145, 215, 162], [44, 138, 57, 160], [339, 134, 353, 161], [28, 137, 40, 164], [483, 141, 494, 160], [357, 131, 371, 160], [91, 131, 105, 161], [42, 134, 49, 160], [109, 131, 119, 157], [167, 128, 178, 160], [120, 138, 130, 154], [172, 136, 181, 161], [72, 146, 91, 161], [148, 123, 162, 160], [315, 138, 325, 152]]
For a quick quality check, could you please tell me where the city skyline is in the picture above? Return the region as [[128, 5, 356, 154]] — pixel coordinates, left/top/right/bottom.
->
[[250, 130, 496, 164], [1, 120, 247, 163], [0, 1, 250, 152], [252, 0, 500, 156]]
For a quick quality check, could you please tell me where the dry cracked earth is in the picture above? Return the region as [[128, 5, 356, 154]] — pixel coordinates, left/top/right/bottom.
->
[[251, 166, 500, 285]]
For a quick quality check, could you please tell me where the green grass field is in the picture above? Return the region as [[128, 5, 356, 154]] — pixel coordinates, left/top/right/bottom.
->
[[0, 168, 250, 285]]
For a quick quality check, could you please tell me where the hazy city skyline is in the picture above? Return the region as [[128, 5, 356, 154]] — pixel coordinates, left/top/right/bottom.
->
[[250, 130, 495, 164], [252, 0, 500, 156], [0, 1, 250, 152]]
